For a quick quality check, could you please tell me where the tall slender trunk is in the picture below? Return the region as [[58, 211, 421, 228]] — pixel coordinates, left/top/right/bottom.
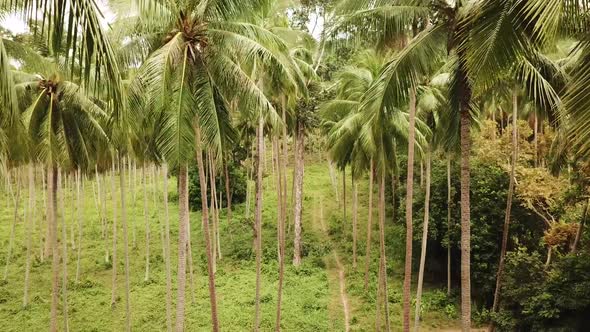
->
[[110, 161, 118, 307], [119, 156, 132, 332], [49, 166, 59, 332], [3, 169, 20, 281], [534, 112, 538, 168], [175, 165, 189, 331], [224, 162, 232, 225], [131, 161, 137, 249], [352, 179, 358, 269], [342, 168, 346, 222], [274, 136, 286, 331], [143, 164, 150, 281], [254, 116, 264, 331], [447, 158, 452, 296], [378, 172, 391, 331], [75, 168, 84, 282], [208, 153, 218, 272], [194, 123, 219, 331], [24, 164, 34, 307], [403, 88, 417, 331], [489, 88, 519, 332], [293, 122, 305, 267], [328, 160, 339, 202], [162, 165, 173, 331], [459, 83, 472, 332], [572, 198, 590, 253], [43, 167, 50, 260], [414, 150, 431, 331], [58, 170, 70, 332], [38, 165, 45, 262], [280, 97, 289, 237], [364, 159, 375, 291]]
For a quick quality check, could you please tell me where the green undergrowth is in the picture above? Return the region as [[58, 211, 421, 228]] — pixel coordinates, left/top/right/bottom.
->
[[0, 160, 463, 331]]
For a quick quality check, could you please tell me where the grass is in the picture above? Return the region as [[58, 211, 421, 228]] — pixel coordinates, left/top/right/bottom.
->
[[0, 158, 463, 331]]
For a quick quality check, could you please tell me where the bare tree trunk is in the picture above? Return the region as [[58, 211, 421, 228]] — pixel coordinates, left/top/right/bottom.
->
[[120, 156, 132, 332], [75, 168, 84, 282], [403, 88, 417, 331], [352, 179, 358, 269], [274, 136, 286, 331], [572, 198, 589, 253], [414, 150, 431, 331], [42, 167, 50, 261], [460, 89, 472, 332], [342, 168, 346, 222], [58, 170, 70, 332], [48, 166, 59, 332], [3, 169, 20, 281], [131, 161, 137, 249], [224, 162, 232, 225], [162, 165, 173, 332], [447, 158, 452, 296], [110, 161, 118, 307], [194, 123, 220, 331], [534, 112, 538, 168], [328, 160, 339, 202], [378, 172, 391, 331], [23, 164, 34, 307], [143, 164, 150, 281], [208, 153, 218, 272], [489, 88, 519, 332], [254, 116, 264, 331], [293, 122, 305, 267], [364, 159, 374, 291], [175, 164, 189, 332]]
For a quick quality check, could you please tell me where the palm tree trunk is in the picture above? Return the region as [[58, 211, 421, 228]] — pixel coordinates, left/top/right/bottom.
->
[[208, 153, 218, 272], [143, 164, 150, 281], [58, 170, 70, 332], [254, 115, 264, 331], [75, 168, 84, 282], [110, 161, 118, 307], [175, 164, 189, 332], [378, 172, 391, 331], [414, 149, 431, 331], [403, 88, 417, 331], [48, 166, 59, 332], [162, 164, 173, 331], [328, 160, 339, 202], [194, 123, 219, 331], [447, 158, 452, 296], [572, 198, 589, 253], [534, 112, 538, 167], [274, 136, 286, 331], [23, 164, 34, 307], [364, 159, 374, 291], [342, 168, 346, 222], [293, 122, 305, 267], [3, 169, 20, 281], [352, 179, 358, 269], [42, 167, 50, 260], [224, 162, 232, 225], [119, 156, 132, 332], [489, 88, 519, 332], [459, 82, 473, 332]]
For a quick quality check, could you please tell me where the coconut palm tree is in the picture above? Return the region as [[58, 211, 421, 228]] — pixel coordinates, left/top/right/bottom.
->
[[127, 1, 305, 330], [334, 0, 565, 327], [16, 65, 108, 331]]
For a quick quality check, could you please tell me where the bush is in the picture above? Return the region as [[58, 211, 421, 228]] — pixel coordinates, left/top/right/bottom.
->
[[402, 160, 546, 305], [494, 249, 590, 331], [188, 160, 247, 211]]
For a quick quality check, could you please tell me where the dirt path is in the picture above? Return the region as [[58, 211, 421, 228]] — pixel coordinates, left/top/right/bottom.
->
[[314, 196, 351, 331], [333, 251, 351, 332]]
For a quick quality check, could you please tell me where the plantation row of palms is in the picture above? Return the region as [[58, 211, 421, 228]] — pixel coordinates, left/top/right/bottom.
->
[[1, 0, 590, 331]]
